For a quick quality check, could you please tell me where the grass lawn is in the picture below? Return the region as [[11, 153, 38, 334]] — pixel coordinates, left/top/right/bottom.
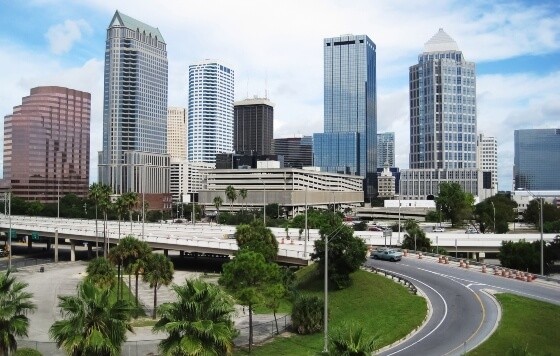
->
[[235, 266, 426, 355], [110, 277, 147, 318], [469, 293, 560, 356]]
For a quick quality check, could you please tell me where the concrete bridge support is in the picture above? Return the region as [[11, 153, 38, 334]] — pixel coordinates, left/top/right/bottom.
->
[[54, 230, 59, 263], [70, 240, 76, 262]]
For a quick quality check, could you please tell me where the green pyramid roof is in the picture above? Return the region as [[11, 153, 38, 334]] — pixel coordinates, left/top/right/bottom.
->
[[109, 10, 165, 44]]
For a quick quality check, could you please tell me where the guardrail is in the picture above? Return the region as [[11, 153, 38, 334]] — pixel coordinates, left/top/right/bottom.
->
[[365, 265, 417, 295]]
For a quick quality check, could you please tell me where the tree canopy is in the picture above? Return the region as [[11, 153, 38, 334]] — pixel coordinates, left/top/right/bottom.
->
[[235, 220, 279, 262], [474, 194, 517, 233], [218, 250, 282, 351], [435, 182, 475, 227], [311, 220, 367, 290]]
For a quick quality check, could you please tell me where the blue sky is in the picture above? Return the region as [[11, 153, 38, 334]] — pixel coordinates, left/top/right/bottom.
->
[[1, 0, 559, 192]]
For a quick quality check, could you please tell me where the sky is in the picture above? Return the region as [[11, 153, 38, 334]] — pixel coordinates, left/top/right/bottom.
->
[[1, 0, 559, 192]]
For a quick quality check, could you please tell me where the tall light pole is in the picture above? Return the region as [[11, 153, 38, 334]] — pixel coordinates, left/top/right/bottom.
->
[[304, 185, 308, 257], [522, 189, 544, 275], [142, 165, 146, 240], [323, 224, 345, 353], [491, 201, 496, 232], [397, 195, 401, 245], [7, 192, 12, 271], [259, 178, 266, 226]]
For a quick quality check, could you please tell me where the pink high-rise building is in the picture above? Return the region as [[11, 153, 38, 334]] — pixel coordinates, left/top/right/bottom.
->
[[3, 86, 91, 202]]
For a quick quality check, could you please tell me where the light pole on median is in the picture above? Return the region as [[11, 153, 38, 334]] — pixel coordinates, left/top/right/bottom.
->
[[259, 178, 266, 226], [323, 224, 345, 353]]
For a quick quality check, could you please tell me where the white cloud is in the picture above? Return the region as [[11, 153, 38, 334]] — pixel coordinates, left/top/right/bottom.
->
[[3, 0, 560, 191], [45, 19, 92, 54]]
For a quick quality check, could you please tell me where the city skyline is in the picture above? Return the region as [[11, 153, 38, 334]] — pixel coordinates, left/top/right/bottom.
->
[[1, 1, 559, 192]]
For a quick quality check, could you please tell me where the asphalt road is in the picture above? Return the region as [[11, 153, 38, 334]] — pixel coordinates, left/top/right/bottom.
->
[[366, 255, 560, 355]]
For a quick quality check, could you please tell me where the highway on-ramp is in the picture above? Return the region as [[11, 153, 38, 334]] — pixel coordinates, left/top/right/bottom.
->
[[366, 256, 560, 355]]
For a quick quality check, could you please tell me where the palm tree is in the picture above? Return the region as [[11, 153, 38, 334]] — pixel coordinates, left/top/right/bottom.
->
[[121, 192, 138, 234], [89, 183, 112, 257], [114, 195, 128, 242], [121, 238, 152, 309], [239, 188, 248, 212], [143, 253, 174, 319], [85, 257, 117, 290], [225, 185, 237, 212], [49, 280, 134, 356], [108, 243, 129, 300], [0, 271, 37, 355], [328, 323, 377, 356], [213, 196, 223, 224], [153, 279, 236, 355]]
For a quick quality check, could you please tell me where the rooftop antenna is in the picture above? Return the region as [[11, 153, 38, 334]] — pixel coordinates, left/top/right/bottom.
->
[[265, 71, 268, 99], [246, 79, 249, 99]]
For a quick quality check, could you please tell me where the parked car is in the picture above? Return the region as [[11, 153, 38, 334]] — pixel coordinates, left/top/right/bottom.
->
[[433, 227, 445, 232], [465, 227, 479, 234], [368, 226, 384, 232], [370, 248, 402, 262]]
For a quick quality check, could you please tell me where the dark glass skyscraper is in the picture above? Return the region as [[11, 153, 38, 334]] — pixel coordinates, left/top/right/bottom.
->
[[234, 97, 274, 155], [3, 86, 90, 201], [314, 34, 377, 199], [99, 11, 170, 195], [272, 136, 313, 168], [514, 129, 560, 190]]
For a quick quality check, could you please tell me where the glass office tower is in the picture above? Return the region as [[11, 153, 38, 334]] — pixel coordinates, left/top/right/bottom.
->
[[409, 28, 477, 170], [3, 86, 90, 202], [377, 132, 395, 168], [188, 60, 235, 163], [234, 97, 274, 155], [314, 34, 377, 199], [98, 11, 170, 195], [514, 129, 560, 190]]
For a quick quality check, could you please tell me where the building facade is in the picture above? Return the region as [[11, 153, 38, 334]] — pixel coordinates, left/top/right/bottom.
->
[[167, 107, 187, 161], [399, 168, 483, 199], [377, 163, 396, 199], [234, 97, 274, 155], [188, 60, 235, 163], [409, 29, 477, 170], [3, 86, 90, 202], [98, 11, 170, 197], [476, 133, 498, 195], [272, 136, 313, 168], [377, 132, 395, 168], [514, 129, 560, 190], [199, 168, 364, 216], [314, 34, 377, 199]]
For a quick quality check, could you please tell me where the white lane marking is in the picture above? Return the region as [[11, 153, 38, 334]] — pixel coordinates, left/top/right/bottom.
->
[[413, 265, 560, 305], [383, 271, 448, 356]]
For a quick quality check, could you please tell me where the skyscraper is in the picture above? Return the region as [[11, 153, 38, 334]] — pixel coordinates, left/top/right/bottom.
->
[[188, 60, 235, 163], [409, 28, 477, 170], [98, 10, 170, 196], [477, 133, 498, 195], [314, 34, 377, 199], [234, 97, 274, 155], [3, 86, 90, 202], [167, 107, 187, 161], [272, 136, 313, 168], [377, 132, 395, 168], [514, 129, 560, 190], [400, 29, 482, 200]]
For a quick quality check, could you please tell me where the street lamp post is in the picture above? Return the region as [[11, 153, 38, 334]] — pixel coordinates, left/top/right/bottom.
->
[[323, 224, 345, 353], [397, 196, 401, 245], [259, 178, 266, 226], [491, 201, 496, 232]]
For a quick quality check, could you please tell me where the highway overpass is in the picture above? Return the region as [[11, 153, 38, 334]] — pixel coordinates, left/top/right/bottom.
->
[[0, 215, 557, 264]]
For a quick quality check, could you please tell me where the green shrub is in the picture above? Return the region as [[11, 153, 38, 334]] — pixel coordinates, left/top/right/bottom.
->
[[15, 348, 42, 356], [291, 294, 324, 334]]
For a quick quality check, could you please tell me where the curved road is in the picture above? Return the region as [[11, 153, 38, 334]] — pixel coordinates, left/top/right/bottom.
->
[[366, 255, 560, 355]]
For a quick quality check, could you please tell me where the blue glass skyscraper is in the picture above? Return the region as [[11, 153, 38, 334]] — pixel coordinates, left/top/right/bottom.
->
[[314, 34, 377, 198], [514, 129, 560, 190]]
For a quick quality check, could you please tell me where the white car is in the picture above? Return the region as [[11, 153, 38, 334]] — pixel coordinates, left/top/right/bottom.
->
[[432, 227, 445, 232], [465, 227, 479, 234]]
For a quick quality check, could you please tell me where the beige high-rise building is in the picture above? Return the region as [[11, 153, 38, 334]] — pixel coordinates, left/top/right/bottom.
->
[[477, 133, 498, 196], [167, 107, 187, 161]]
